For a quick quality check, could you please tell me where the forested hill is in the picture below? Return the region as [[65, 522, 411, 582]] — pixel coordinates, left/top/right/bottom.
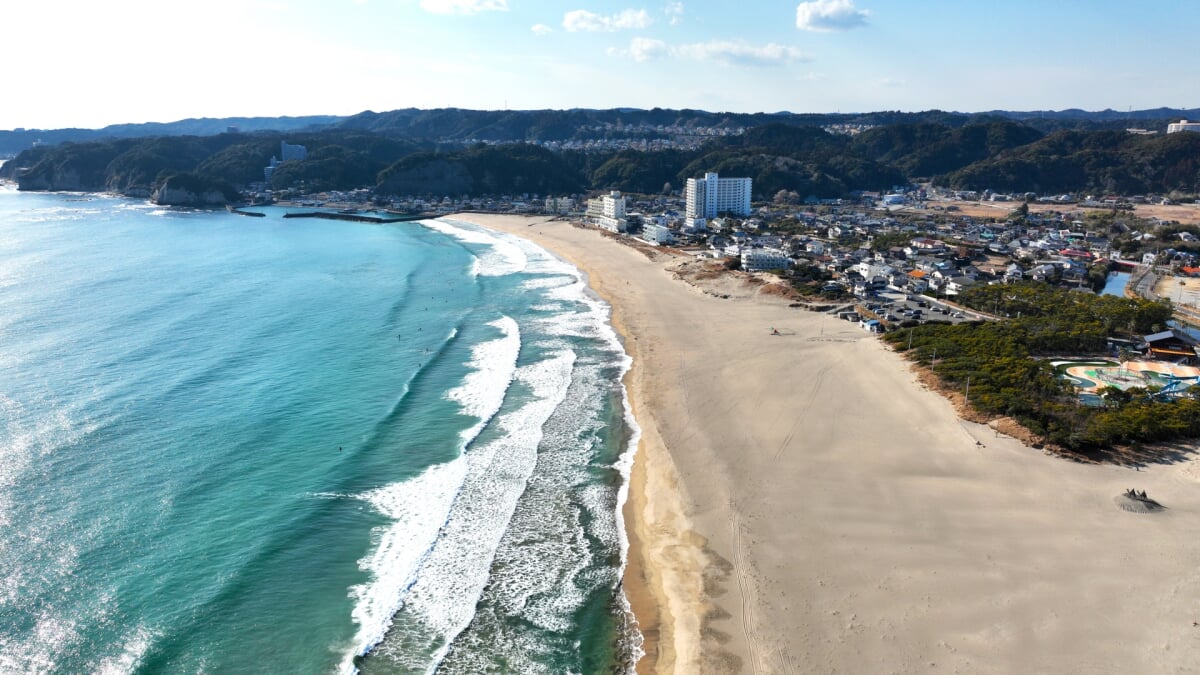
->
[[0, 116, 341, 157], [939, 129, 1200, 195], [0, 131, 431, 197], [5, 118, 1200, 200], [7, 106, 1200, 157]]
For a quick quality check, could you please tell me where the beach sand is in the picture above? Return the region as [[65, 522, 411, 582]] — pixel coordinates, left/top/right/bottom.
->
[[452, 214, 1200, 673]]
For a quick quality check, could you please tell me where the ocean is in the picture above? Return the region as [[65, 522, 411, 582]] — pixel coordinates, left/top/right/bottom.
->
[[0, 188, 642, 673]]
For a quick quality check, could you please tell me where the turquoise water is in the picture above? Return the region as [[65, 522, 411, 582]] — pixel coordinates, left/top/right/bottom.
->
[[0, 189, 641, 673]]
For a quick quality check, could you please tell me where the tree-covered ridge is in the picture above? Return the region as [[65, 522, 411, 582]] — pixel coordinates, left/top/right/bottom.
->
[[850, 120, 1044, 178], [377, 144, 587, 196], [7, 105, 1200, 158], [883, 283, 1182, 452], [0, 131, 431, 196], [5, 115, 1200, 201], [940, 129, 1200, 195]]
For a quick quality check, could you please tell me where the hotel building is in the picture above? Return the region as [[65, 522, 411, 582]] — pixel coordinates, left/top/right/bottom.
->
[[685, 172, 752, 225], [587, 191, 628, 233]]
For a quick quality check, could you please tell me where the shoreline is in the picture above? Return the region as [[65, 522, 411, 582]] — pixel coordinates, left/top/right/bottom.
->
[[449, 214, 1200, 674], [446, 214, 694, 672]]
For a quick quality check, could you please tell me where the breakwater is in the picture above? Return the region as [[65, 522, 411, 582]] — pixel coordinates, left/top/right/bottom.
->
[[281, 210, 434, 223], [226, 205, 267, 217]]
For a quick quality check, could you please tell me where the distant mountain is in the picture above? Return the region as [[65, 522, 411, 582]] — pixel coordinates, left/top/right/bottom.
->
[[331, 107, 776, 142], [975, 107, 1200, 133], [7, 107, 1200, 158], [982, 107, 1200, 121], [5, 107, 1200, 200], [0, 115, 342, 156]]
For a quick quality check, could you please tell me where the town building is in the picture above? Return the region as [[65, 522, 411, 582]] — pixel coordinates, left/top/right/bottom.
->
[[1167, 120, 1200, 134], [685, 172, 752, 223], [264, 141, 308, 182], [1142, 329, 1200, 363], [642, 220, 676, 246], [741, 247, 790, 272], [586, 190, 628, 232], [544, 196, 576, 214], [280, 141, 308, 161]]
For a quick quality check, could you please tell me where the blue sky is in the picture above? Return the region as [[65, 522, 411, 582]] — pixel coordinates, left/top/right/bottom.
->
[[5, 0, 1199, 130]]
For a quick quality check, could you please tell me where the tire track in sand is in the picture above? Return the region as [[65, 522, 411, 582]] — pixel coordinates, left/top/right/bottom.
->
[[729, 499, 765, 674], [774, 364, 829, 462]]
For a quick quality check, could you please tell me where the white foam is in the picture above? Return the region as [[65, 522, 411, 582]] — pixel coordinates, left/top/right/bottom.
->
[[345, 225, 648, 670], [342, 316, 522, 673], [115, 201, 156, 211], [476, 225, 646, 669], [382, 350, 577, 672], [520, 275, 574, 291], [342, 457, 468, 674], [475, 361, 605, 634], [420, 220, 527, 276], [445, 316, 521, 444], [95, 625, 155, 675]]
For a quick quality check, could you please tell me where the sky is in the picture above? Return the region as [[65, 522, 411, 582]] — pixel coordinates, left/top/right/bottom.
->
[[4, 0, 1200, 130]]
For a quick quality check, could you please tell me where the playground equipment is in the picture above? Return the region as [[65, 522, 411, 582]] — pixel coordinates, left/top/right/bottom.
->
[[1145, 373, 1200, 401]]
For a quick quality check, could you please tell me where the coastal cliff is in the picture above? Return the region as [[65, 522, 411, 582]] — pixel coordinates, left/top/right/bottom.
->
[[17, 165, 88, 191], [150, 173, 238, 207]]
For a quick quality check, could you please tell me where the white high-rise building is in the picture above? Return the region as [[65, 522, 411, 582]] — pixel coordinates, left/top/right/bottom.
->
[[587, 190, 628, 232], [264, 141, 309, 182], [685, 172, 752, 222], [280, 141, 308, 161]]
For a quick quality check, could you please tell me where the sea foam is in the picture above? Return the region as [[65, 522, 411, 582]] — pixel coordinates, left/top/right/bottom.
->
[[374, 350, 576, 672], [508, 229, 645, 667], [439, 223, 645, 671], [343, 316, 522, 673], [420, 219, 527, 277]]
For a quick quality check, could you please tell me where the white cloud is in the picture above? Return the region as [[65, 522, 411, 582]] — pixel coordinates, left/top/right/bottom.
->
[[610, 38, 809, 66], [531, 23, 553, 35], [876, 77, 905, 87], [676, 40, 810, 67], [612, 37, 669, 62], [795, 0, 868, 32], [665, 1, 684, 25], [419, 0, 508, 15], [563, 8, 653, 32], [631, 37, 669, 61]]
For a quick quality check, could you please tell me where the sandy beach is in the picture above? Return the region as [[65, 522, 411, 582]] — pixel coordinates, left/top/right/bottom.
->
[[452, 214, 1200, 674]]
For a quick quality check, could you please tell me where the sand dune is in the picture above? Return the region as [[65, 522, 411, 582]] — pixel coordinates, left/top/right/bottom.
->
[[452, 215, 1200, 674]]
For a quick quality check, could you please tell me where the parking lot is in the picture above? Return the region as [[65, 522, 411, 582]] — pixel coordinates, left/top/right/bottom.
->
[[859, 291, 982, 325]]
